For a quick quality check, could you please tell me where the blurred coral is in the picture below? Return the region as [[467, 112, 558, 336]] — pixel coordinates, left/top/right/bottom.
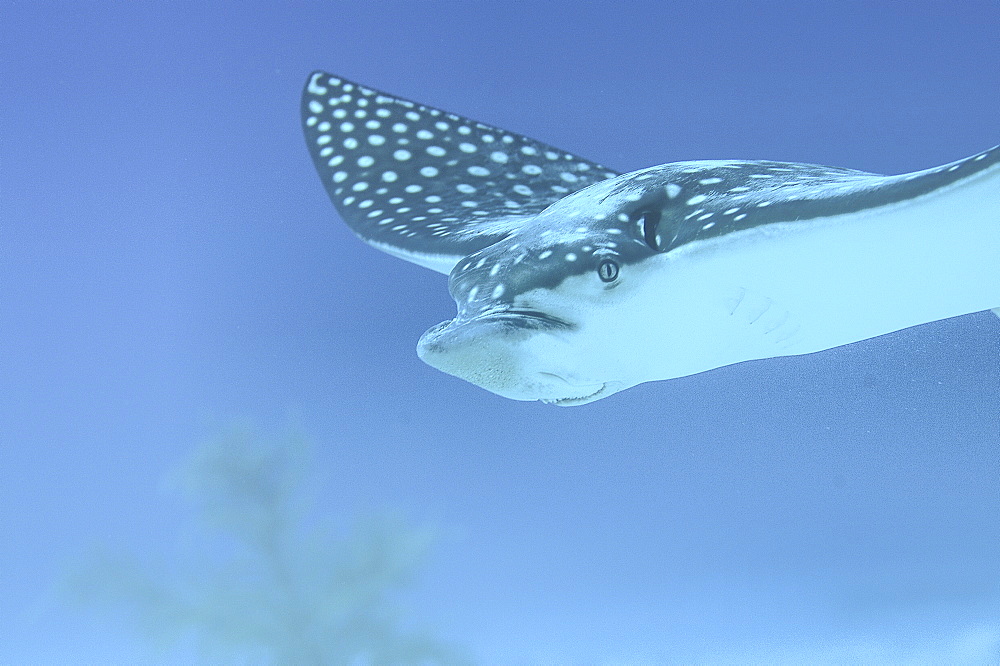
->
[[64, 425, 471, 665]]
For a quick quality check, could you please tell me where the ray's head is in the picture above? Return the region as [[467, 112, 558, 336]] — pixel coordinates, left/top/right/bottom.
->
[[417, 172, 670, 405]]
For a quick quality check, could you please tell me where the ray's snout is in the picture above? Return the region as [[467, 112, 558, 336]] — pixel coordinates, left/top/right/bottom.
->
[[416, 317, 541, 400]]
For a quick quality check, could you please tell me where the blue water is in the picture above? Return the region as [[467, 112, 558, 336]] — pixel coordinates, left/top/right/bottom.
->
[[3, 2, 1000, 663]]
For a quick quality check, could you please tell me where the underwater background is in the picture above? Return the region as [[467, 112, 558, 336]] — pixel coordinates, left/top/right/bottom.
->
[[3, 1, 1000, 663]]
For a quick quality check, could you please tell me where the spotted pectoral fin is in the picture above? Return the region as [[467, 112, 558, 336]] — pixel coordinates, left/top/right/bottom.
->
[[302, 72, 620, 274], [725, 287, 804, 351], [992, 307, 1000, 320]]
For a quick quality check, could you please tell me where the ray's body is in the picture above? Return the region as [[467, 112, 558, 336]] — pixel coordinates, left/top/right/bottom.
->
[[302, 72, 1000, 404]]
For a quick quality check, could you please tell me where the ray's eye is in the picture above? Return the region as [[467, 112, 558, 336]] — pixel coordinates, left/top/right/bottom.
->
[[641, 210, 662, 250], [597, 258, 619, 283]]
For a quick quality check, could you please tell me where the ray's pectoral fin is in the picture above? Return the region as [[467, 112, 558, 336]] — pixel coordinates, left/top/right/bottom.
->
[[725, 287, 804, 351], [301, 71, 620, 274], [992, 308, 1000, 320]]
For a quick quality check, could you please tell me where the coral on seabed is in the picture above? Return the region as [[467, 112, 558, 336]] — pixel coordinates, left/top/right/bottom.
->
[[65, 426, 470, 665]]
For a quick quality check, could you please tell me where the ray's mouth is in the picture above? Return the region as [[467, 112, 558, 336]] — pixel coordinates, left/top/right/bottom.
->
[[540, 384, 608, 406], [469, 308, 574, 330], [537, 374, 608, 406]]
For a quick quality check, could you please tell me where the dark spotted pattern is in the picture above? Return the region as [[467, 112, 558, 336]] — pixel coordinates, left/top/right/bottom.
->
[[301, 72, 999, 329], [442, 147, 1000, 318], [601, 150, 1000, 252], [301, 72, 619, 261]]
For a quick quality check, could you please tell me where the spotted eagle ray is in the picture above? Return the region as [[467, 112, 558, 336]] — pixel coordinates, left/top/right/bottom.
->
[[302, 71, 1000, 405]]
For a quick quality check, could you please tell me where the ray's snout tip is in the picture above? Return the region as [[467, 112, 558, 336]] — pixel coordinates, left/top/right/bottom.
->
[[416, 320, 453, 363]]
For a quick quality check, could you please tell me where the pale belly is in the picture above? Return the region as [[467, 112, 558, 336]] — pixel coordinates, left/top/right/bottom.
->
[[641, 163, 1000, 379]]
